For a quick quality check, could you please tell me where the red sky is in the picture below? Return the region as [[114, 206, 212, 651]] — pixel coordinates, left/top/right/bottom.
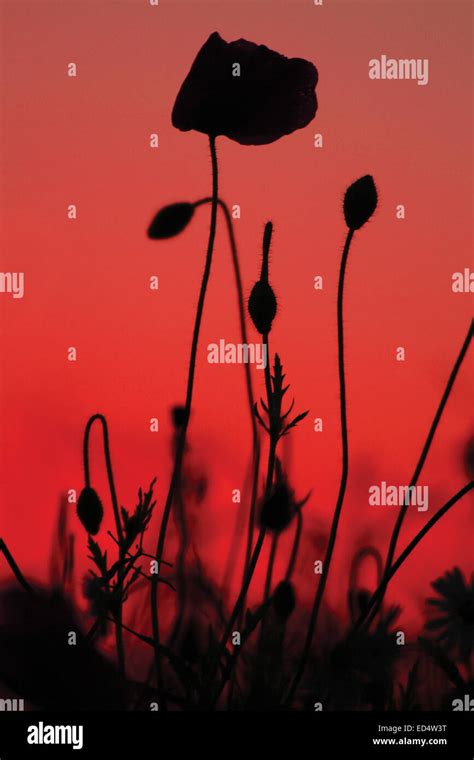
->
[[0, 0, 472, 635]]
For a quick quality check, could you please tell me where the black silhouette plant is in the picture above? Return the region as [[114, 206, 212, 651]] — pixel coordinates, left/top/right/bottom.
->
[[425, 567, 474, 664], [172, 32, 318, 146], [3, 32, 474, 715], [150, 33, 318, 700], [77, 487, 103, 536], [0, 587, 128, 710], [272, 580, 296, 622], [148, 196, 261, 609], [286, 175, 378, 703], [260, 459, 309, 533], [147, 203, 195, 239], [248, 221, 277, 334], [328, 605, 402, 710]]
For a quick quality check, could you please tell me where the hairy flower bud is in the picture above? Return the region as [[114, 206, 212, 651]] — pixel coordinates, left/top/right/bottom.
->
[[248, 280, 277, 335], [248, 221, 277, 334], [343, 175, 377, 230], [77, 487, 103, 535], [147, 202, 195, 239]]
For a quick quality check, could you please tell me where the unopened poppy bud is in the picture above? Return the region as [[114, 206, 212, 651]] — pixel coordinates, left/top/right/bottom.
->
[[343, 175, 377, 230], [77, 487, 103, 535], [147, 202, 195, 239], [260, 482, 293, 533], [248, 280, 277, 334], [272, 581, 296, 621], [248, 221, 277, 334]]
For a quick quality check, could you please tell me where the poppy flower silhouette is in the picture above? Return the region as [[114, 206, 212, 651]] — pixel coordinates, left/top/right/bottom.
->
[[172, 31, 318, 145], [150, 33, 318, 693], [425, 567, 474, 664]]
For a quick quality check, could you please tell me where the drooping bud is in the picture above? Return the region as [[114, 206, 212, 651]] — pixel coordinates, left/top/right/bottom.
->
[[260, 481, 294, 533], [147, 202, 195, 239], [343, 175, 377, 230], [77, 487, 103, 535], [248, 221, 277, 334], [272, 580, 296, 622]]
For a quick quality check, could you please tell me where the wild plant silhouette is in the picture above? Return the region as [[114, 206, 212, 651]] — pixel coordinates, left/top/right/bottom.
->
[[0, 32, 473, 712]]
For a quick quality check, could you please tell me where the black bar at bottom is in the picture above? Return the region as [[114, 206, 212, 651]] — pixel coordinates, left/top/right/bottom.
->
[[0, 710, 473, 758]]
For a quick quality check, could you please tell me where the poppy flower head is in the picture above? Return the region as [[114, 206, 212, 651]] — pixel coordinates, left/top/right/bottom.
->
[[172, 32, 318, 146], [425, 567, 474, 663]]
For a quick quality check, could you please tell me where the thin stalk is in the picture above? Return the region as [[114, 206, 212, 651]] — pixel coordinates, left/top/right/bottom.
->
[[0, 539, 34, 594], [150, 136, 219, 705], [207, 334, 276, 706], [196, 196, 260, 581], [83, 413, 125, 677], [285, 227, 354, 705], [216, 336, 275, 655], [351, 481, 474, 634], [263, 534, 278, 602], [375, 321, 473, 620]]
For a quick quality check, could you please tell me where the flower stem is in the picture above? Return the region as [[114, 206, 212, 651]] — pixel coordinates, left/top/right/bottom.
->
[[284, 227, 354, 705], [0, 538, 34, 594], [263, 534, 278, 602], [206, 334, 276, 707], [352, 481, 474, 634], [195, 196, 260, 583], [150, 136, 219, 706], [83, 413, 125, 677], [370, 320, 473, 624]]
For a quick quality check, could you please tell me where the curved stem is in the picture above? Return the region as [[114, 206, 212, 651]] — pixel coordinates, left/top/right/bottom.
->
[[150, 136, 219, 706], [359, 320, 474, 629], [83, 413, 125, 676], [285, 227, 354, 705], [0, 539, 34, 594], [195, 196, 260, 582], [352, 481, 474, 634], [83, 414, 123, 546], [383, 322, 473, 573]]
